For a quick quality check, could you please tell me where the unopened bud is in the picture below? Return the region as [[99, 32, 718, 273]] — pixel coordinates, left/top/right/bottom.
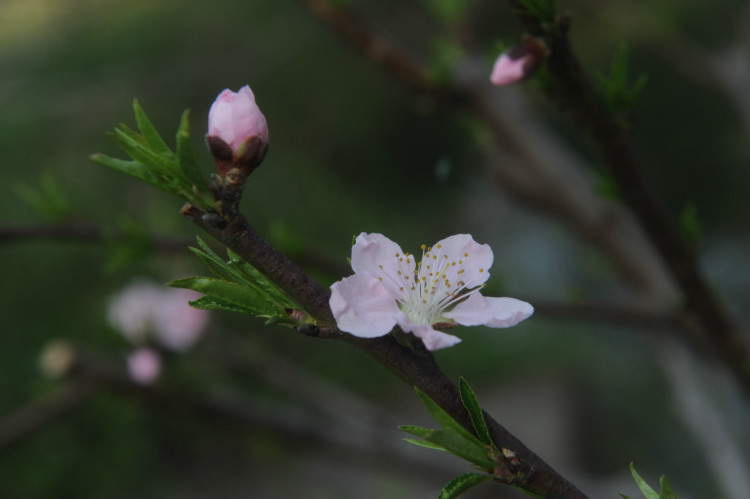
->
[[206, 85, 269, 177], [490, 38, 548, 86]]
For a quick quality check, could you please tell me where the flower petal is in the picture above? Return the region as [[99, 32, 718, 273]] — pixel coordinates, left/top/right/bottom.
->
[[430, 234, 493, 289], [330, 273, 399, 337], [397, 313, 462, 351], [444, 293, 533, 328], [490, 52, 527, 86], [351, 232, 415, 298]]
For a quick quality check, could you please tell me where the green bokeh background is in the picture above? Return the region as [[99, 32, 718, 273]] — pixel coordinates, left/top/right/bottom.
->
[[1, 0, 748, 497]]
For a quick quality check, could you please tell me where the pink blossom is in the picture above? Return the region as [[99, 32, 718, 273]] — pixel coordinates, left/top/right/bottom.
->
[[207, 85, 268, 156], [108, 280, 209, 352], [489, 39, 547, 86], [490, 52, 528, 86], [329, 233, 533, 351], [127, 348, 162, 385]]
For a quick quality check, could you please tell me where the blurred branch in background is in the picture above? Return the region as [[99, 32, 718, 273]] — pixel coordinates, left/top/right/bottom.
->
[[295, 0, 750, 396]]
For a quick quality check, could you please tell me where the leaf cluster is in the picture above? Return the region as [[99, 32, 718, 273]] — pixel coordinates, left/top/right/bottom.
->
[[169, 237, 306, 326], [400, 378, 500, 499], [90, 101, 216, 212], [596, 44, 649, 116], [621, 463, 678, 499]]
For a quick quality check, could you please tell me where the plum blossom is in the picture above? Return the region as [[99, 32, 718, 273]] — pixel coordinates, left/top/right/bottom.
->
[[329, 233, 533, 351], [206, 85, 268, 175]]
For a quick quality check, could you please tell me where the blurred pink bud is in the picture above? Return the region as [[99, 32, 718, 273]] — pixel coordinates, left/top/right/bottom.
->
[[207, 85, 269, 176], [127, 348, 161, 385], [108, 280, 209, 352], [490, 39, 547, 86]]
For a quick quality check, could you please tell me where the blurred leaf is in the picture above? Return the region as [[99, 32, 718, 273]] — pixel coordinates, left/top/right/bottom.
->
[[458, 377, 494, 448], [517, 0, 557, 25], [594, 164, 620, 200], [422, 0, 465, 23], [14, 173, 71, 220], [429, 38, 461, 85], [103, 216, 154, 273], [680, 203, 701, 246], [596, 43, 649, 114], [439, 473, 493, 499]]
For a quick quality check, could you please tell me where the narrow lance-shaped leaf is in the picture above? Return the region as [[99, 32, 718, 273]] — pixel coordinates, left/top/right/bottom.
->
[[629, 463, 660, 499], [133, 99, 175, 159], [459, 377, 494, 448], [414, 387, 485, 448], [169, 277, 282, 318], [227, 248, 299, 309], [439, 473, 493, 499], [425, 429, 497, 470], [175, 108, 209, 192]]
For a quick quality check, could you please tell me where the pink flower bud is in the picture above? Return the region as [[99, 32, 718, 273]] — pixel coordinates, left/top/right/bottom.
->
[[127, 348, 162, 385], [207, 85, 269, 176], [490, 39, 547, 86]]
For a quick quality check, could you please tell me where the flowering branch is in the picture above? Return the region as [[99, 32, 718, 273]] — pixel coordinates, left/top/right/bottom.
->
[[179, 201, 587, 498]]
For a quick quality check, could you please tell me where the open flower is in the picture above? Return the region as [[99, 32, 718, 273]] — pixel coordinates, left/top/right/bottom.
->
[[329, 233, 533, 350]]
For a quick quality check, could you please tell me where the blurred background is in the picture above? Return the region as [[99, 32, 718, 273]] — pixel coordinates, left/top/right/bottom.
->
[[0, 0, 748, 497]]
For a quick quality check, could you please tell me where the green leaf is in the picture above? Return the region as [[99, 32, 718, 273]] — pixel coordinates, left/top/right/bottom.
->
[[169, 276, 281, 318], [402, 438, 447, 452], [398, 425, 436, 438], [422, 0, 465, 23], [14, 173, 71, 220], [425, 429, 496, 470], [439, 472, 493, 499], [414, 387, 484, 447], [458, 378, 494, 448], [596, 43, 649, 114], [175, 108, 208, 192], [629, 463, 660, 499], [188, 295, 259, 314], [133, 99, 174, 159], [227, 248, 299, 309], [680, 203, 701, 246], [658, 475, 677, 499], [517, 0, 556, 25]]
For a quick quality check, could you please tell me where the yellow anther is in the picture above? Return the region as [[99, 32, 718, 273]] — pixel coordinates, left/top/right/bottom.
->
[[464, 252, 468, 257], [421, 244, 426, 250], [457, 269, 465, 274]]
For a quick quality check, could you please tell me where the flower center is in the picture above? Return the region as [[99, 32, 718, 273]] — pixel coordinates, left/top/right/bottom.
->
[[380, 243, 485, 325]]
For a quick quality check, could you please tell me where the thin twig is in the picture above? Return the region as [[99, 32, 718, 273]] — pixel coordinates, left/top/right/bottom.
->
[[0, 221, 191, 253]]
